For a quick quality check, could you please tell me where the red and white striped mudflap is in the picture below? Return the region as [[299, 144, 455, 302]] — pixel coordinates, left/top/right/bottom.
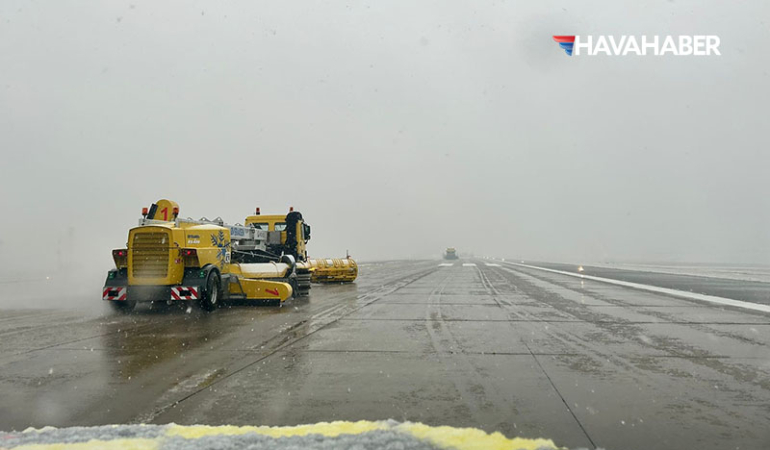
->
[[171, 286, 200, 301], [103, 287, 127, 301]]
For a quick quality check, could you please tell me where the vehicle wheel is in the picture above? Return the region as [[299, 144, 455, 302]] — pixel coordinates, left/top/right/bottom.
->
[[200, 272, 220, 312], [109, 299, 136, 314]]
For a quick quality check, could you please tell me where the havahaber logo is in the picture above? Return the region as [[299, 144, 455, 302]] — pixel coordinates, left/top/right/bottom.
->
[[552, 35, 721, 56], [553, 36, 575, 55]]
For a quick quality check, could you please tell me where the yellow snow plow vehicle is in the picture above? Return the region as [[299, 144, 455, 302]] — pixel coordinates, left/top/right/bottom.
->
[[103, 200, 355, 313]]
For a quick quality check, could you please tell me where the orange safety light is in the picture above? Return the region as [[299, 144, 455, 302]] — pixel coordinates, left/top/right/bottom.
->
[[172, 206, 179, 217], [141, 207, 148, 217], [289, 206, 294, 212], [255, 207, 261, 215]]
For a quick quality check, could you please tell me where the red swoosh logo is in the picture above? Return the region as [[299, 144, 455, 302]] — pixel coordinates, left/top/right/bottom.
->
[[266, 288, 279, 296]]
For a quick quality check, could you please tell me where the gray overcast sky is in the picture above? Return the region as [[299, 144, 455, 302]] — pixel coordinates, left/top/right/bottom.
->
[[1, 0, 769, 285]]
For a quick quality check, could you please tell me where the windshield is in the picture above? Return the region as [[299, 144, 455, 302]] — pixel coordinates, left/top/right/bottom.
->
[[0, 2, 767, 450]]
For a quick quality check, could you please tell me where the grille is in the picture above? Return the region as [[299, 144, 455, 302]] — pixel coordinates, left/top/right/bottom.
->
[[131, 232, 170, 278]]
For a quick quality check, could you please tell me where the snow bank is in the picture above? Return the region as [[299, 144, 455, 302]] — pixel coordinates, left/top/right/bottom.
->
[[0, 421, 563, 450]]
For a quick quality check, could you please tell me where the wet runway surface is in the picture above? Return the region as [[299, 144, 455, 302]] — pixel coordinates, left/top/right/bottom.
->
[[1, 260, 769, 450], [525, 261, 770, 306]]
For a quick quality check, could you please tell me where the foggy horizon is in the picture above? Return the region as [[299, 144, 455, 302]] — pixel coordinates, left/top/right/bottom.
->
[[2, 1, 769, 302]]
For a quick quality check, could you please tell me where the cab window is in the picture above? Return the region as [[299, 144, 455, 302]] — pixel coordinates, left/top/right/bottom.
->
[[251, 223, 269, 230], [274, 223, 287, 231]]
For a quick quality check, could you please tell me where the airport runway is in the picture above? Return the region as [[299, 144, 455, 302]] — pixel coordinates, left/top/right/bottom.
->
[[1, 260, 769, 450], [522, 261, 770, 306]]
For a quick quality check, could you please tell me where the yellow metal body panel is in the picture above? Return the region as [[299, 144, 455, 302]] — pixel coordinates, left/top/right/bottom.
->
[[127, 225, 184, 286], [149, 199, 179, 221], [229, 278, 292, 302], [229, 262, 293, 302], [127, 223, 231, 286], [179, 224, 231, 273], [244, 214, 286, 231], [307, 258, 358, 283]]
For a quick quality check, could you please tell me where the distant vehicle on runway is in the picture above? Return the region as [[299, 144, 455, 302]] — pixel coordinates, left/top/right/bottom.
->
[[444, 248, 458, 260]]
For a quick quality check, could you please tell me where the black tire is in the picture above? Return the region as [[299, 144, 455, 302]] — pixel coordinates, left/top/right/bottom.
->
[[199, 272, 221, 312], [109, 299, 136, 314]]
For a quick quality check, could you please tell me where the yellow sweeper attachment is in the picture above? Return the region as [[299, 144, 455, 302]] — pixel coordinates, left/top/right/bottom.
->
[[228, 262, 294, 302], [307, 258, 358, 283]]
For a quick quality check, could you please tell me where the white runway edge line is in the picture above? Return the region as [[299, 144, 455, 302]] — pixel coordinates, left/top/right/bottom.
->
[[506, 262, 770, 314], [438, 263, 454, 267], [463, 263, 477, 267]]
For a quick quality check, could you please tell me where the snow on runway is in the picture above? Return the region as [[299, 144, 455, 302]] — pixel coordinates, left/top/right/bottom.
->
[[0, 422, 558, 450]]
